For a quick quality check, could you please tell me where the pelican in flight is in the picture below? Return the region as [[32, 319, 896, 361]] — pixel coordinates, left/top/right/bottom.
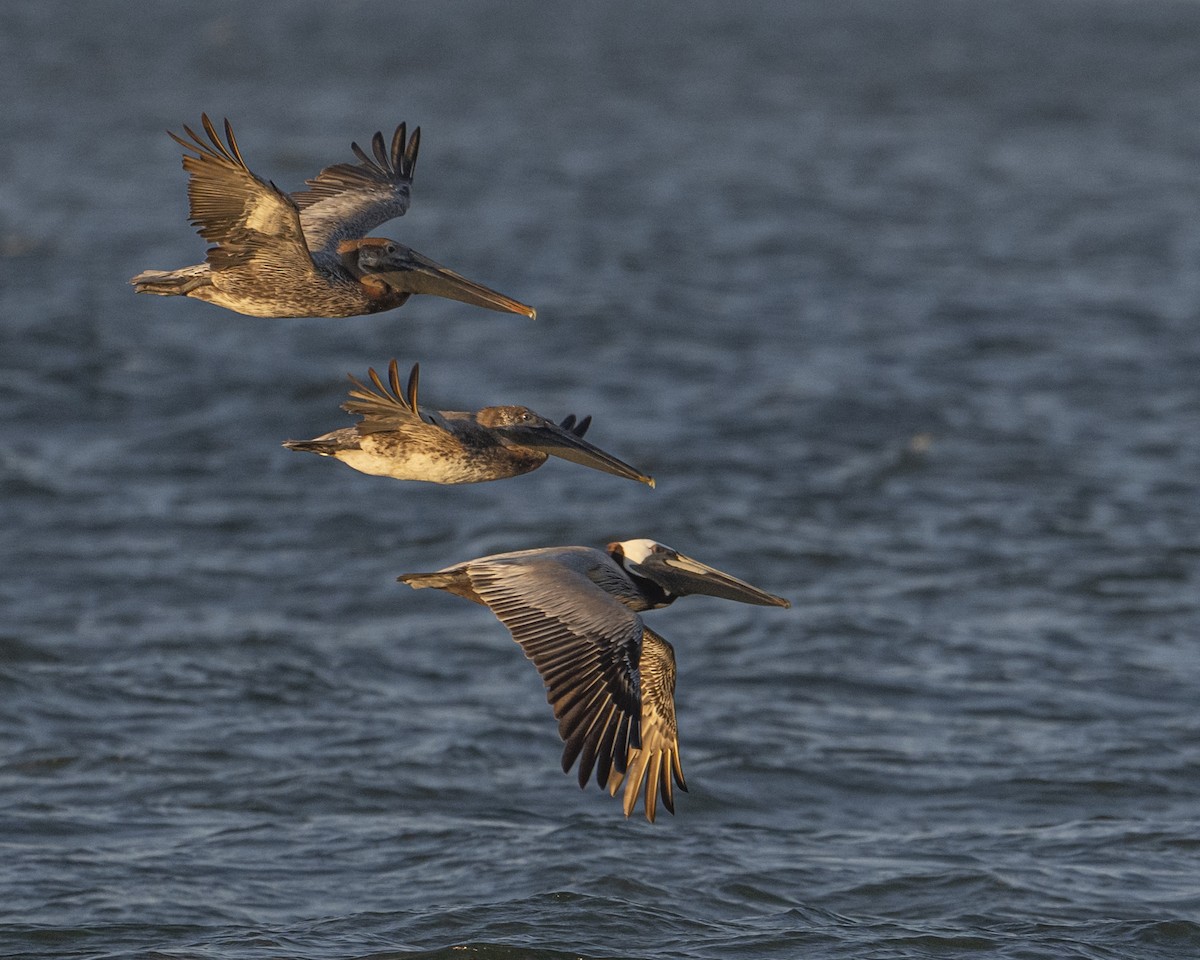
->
[[398, 539, 790, 821], [284, 359, 655, 487], [131, 115, 536, 319]]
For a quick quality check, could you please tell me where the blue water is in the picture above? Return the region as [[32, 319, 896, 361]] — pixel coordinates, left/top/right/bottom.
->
[[2, 1, 1200, 957]]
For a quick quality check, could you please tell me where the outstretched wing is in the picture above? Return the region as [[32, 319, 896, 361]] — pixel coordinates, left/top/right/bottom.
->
[[465, 553, 683, 821], [292, 123, 420, 254], [170, 115, 317, 285], [342, 359, 443, 437], [606, 628, 686, 822]]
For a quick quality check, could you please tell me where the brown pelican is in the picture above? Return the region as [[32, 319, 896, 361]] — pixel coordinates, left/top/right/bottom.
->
[[131, 115, 536, 319], [398, 539, 790, 821], [283, 359, 654, 487]]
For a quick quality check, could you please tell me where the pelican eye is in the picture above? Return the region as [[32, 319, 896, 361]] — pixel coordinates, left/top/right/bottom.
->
[[385, 243, 396, 255]]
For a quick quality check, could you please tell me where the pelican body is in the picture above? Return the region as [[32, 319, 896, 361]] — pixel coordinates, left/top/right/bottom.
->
[[284, 360, 654, 487], [132, 115, 535, 320], [398, 539, 790, 821]]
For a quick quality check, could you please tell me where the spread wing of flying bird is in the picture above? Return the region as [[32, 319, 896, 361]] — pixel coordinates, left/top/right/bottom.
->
[[291, 123, 420, 254], [343, 359, 436, 435], [445, 551, 687, 822], [399, 539, 789, 821], [343, 364, 590, 438], [132, 116, 536, 319], [167, 114, 319, 291]]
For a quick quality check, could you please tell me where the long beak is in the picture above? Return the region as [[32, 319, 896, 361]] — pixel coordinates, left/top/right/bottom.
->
[[503, 421, 655, 487], [375, 250, 536, 318], [633, 552, 790, 607]]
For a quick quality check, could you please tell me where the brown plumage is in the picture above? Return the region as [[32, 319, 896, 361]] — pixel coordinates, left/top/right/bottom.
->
[[283, 360, 654, 486], [132, 115, 535, 319]]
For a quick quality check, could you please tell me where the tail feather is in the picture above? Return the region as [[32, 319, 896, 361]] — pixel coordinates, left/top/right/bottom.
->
[[131, 266, 209, 296], [282, 438, 342, 457]]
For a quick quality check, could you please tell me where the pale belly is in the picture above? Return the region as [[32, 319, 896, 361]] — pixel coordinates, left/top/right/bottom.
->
[[335, 446, 533, 484]]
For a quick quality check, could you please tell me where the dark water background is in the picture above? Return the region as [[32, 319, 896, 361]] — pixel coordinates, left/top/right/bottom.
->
[[3, 1, 1200, 957]]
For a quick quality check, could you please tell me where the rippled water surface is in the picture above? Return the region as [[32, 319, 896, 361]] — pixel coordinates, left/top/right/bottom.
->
[[3, 1, 1200, 958]]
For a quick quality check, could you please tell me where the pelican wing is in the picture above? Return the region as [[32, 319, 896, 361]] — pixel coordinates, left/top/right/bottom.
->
[[292, 124, 419, 254], [341, 359, 442, 439], [170, 115, 318, 285], [465, 555, 681, 819], [606, 628, 686, 822]]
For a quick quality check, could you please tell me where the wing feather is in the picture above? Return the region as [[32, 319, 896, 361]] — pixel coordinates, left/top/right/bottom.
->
[[465, 557, 648, 810], [293, 123, 420, 253], [606, 629, 686, 822], [460, 559, 686, 820], [575, 701, 618, 790], [169, 115, 316, 285], [402, 545, 688, 821], [341, 359, 440, 437]]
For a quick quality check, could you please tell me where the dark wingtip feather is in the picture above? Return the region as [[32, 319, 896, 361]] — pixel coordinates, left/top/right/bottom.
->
[[660, 781, 675, 815], [560, 737, 586, 783], [560, 708, 597, 785], [390, 123, 407, 175], [673, 752, 688, 791], [171, 121, 207, 155], [558, 413, 592, 438], [350, 140, 372, 167], [387, 358, 403, 402], [406, 362, 420, 411], [405, 126, 421, 179], [200, 114, 222, 151], [593, 714, 622, 789], [611, 714, 631, 775], [222, 117, 244, 166], [366, 365, 393, 401], [167, 127, 194, 154], [371, 130, 388, 168], [574, 711, 607, 790], [170, 114, 243, 168]]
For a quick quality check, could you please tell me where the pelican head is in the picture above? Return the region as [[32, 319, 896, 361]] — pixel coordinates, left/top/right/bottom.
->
[[609, 539, 790, 608], [481, 406, 655, 487], [344, 238, 537, 318]]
